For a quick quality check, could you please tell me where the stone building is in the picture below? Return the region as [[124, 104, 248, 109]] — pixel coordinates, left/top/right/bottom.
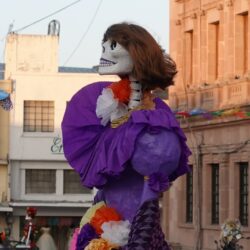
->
[[1, 31, 117, 248], [164, 0, 250, 249]]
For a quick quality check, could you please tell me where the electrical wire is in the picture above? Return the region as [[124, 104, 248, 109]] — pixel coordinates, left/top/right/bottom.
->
[[63, 0, 103, 66], [12, 0, 83, 33], [0, 0, 84, 64]]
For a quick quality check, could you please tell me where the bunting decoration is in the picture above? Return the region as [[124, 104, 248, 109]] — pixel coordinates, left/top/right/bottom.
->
[[175, 107, 250, 119], [0, 89, 12, 111]]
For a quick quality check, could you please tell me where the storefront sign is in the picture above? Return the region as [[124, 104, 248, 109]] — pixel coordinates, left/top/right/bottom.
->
[[51, 135, 64, 154]]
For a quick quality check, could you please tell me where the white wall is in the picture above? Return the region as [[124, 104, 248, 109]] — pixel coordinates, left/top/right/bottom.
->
[[9, 73, 118, 161]]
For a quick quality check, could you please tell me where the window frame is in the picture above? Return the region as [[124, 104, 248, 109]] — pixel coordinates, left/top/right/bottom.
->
[[211, 163, 219, 224], [239, 162, 249, 226], [186, 166, 193, 223], [23, 100, 54, 133], [25, 169, 56, 194]]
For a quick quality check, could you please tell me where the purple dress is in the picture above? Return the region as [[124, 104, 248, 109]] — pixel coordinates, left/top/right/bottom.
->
[[62, 82, 191, 249]]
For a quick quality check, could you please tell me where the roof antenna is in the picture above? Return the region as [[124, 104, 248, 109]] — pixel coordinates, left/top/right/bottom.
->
[[8, 20, 15, 33], [48, 20, 60, 36]]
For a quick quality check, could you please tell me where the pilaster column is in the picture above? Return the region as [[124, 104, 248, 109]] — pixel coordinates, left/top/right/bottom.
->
[[219, 162, 229, 224]]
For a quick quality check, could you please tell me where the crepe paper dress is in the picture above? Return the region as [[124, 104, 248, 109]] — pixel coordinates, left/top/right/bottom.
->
[[36, 227, 57, 250], [62, 81, 191, 249]]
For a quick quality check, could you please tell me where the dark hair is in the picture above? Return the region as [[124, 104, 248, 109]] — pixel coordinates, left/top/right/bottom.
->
[[103, 22, 177, 91]]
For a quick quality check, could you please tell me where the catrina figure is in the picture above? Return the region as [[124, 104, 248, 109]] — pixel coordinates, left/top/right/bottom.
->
[[62, 23, 191, 250]]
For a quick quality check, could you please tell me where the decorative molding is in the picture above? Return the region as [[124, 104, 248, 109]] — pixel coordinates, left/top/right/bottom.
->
[[191, 13, 197, 19], [175, 0, 192, 3], [225, 0, 233, 7], [217, 4, 224, 11], [175, 19, 182, 25], [199, 10, 206, 16]]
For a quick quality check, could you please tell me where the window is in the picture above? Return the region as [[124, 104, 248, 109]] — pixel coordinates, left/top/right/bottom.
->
[[63, 170, 92, 194], [24, 101, 54, 132], [186, 166, 193, 223], [208, 22, 219, 81], [243, 13, 248, 74], [239, 162, 248, 226], [235, 12, 248, 75], [25, 169, 56, 194], [185, 30, 194, 86], [211, 164, 219, 224]]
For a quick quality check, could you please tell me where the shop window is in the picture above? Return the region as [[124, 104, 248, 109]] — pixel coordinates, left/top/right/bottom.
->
[[20, 216, 81, 250], [63, 170, 92, 194], [186, 166, 193, 223], [239, 162, 248, 226], [23, 100, 54, 132], [211, 164, 219, 224], [25, 169, 56, 194]]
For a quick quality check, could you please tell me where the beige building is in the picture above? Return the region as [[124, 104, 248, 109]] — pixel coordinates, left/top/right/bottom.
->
[[2, 31, 118, 248], [165, 0, 250, 249], [0, 77, 13, 231]]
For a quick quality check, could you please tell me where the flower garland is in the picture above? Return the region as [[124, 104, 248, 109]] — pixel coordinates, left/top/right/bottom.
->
[[175, 107, 250, 119], [71, 202, 131, 250]]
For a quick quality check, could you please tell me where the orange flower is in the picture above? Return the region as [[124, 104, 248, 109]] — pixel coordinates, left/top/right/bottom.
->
[[108, 78, 131, 103], [90, 206, 121, 235]]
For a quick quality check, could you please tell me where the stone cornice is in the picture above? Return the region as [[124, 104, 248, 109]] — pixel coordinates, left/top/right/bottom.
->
[[201, 143, 250, 156]]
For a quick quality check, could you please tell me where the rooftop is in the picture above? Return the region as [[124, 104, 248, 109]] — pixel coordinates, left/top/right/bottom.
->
[[59, 66, 97, 73], [0, 63, 97, 79]]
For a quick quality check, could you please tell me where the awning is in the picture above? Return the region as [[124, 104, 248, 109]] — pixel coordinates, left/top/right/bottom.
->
[[9, 201, 92, 208], [0, 206, 13, 212]]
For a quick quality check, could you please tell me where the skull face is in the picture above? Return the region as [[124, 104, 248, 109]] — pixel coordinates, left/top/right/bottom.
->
[[98, 39, 134, 75]]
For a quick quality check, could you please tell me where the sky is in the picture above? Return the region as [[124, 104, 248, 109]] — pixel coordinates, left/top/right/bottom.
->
[[0, 0, 170, 68]]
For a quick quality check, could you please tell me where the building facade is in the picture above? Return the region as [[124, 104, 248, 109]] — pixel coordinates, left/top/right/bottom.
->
[[0, 76, 13, 231], [2, 32, 118, 248], [165, 0, 250, 249]]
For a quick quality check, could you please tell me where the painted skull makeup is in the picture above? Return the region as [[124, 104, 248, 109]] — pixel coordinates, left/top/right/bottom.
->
[[98, 39, 134, 75]]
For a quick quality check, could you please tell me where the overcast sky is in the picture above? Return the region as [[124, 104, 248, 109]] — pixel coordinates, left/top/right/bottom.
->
[[1, 0, 170, 68]]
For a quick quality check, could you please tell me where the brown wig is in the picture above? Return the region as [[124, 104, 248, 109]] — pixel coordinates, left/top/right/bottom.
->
[[102, 22, 177, 91]]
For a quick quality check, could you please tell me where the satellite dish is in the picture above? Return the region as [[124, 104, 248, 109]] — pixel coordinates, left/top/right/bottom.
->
[[48, 20, 60, 36]]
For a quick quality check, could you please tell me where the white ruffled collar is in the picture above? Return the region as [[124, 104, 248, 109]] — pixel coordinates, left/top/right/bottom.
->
[[96, 79, 142, 126]]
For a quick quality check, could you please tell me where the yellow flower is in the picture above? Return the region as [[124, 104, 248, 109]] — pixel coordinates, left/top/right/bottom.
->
[[80, 202, 105, 229], [84, 238, 119, 250]]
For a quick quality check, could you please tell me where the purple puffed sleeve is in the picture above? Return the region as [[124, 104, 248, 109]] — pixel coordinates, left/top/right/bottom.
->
[[131, 128, 181, 195]]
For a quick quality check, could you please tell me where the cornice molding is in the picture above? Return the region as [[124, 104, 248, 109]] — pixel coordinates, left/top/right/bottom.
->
[[225, 0, 233, 7], [216, 3, 224, 11], [175, 19, 182, 25]]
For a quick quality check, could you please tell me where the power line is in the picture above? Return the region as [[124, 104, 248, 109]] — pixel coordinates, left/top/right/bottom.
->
[[12, 0, 83, 33], [1, 22, 14, 63], [63, 0, 103, 66]]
